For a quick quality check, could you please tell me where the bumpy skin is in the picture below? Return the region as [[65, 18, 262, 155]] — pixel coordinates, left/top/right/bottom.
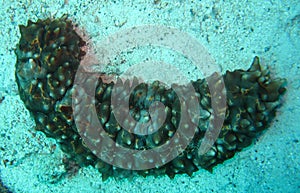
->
[[15, 16, 287, 180]]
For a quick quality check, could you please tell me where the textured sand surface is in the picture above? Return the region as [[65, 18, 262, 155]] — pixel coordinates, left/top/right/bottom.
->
[[0, 0, 299, 192]]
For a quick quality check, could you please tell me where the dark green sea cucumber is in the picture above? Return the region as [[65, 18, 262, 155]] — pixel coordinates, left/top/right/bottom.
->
[[15, 15, 287, 180]]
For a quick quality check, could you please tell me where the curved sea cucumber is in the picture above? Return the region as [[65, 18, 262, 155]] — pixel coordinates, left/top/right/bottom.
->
[[15, 15, 286, 180]]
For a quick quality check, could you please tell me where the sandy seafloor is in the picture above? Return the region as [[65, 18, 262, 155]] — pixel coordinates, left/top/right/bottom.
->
[[0, 0, 299, 192]]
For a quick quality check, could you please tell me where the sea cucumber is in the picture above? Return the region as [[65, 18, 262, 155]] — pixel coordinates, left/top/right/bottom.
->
[[15, 15, 286, 180]]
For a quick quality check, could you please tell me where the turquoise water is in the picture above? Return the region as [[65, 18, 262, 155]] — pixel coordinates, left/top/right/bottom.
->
[[0, 0, 299, 192]]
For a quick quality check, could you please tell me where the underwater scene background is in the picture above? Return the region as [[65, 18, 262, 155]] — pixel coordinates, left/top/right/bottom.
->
[[0, 0, 299, 193]]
